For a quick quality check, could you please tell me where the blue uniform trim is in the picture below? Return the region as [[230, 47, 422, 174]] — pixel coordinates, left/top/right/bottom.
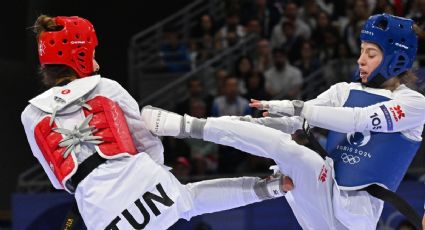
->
[[379, 105, 393, 131]]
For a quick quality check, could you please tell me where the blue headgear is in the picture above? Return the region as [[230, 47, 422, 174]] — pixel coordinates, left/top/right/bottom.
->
[[354, 14, 417, 87]]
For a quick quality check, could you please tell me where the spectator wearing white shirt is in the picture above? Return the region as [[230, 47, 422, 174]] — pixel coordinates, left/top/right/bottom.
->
[[264, 48, 303, 99]]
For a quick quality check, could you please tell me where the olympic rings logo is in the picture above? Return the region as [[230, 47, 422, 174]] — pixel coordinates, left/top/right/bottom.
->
[[341, 153, 360, 164]]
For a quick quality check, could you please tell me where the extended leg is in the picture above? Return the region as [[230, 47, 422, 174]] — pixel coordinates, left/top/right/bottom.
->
[[181, 175, 292, 220], [142, 107, 316, 174], [141, 107, 338, 228]]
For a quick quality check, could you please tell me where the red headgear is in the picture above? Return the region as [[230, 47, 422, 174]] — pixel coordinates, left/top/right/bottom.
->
[[38, 16, 98, 78]]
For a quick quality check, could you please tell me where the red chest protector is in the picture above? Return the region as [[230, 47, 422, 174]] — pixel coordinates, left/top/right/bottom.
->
[[34, 95, 138, 191]]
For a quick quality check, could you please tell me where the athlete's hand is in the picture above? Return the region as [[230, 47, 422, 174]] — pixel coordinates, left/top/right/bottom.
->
[[248, 99, 271, 116], [249, 99, 304, 117], [269, 165, 294, 192], [282, 176, 294, 192]]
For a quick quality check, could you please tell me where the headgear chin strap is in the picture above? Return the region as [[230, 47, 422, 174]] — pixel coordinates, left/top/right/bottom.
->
[[38, 16, 98, 78], [353, 14, 417, 87]]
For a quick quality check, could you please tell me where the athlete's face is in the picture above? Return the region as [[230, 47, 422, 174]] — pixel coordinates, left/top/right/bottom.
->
[[357, 42, 383, 83]]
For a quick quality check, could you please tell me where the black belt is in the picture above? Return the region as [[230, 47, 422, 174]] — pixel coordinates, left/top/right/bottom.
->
[[62, 153, 106, 230], [70, 152, 107, 189], [302, 120, 422, 230]]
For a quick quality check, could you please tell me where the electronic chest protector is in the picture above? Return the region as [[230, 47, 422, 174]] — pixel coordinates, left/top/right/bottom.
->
[[326, 90, 420, 191]]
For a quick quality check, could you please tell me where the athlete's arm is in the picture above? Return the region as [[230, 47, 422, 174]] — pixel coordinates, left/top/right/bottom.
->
[[301, 93, 425, 133], [105, 79, 165, 164], [239, 115, 303, 134], [250, 83, 348, 116]]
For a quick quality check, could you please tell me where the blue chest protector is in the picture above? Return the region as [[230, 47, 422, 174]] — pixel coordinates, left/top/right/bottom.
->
[[326, 90, 420, 191]]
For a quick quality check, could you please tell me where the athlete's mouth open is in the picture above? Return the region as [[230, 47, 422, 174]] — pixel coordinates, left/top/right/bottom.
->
[[359, 70, 368, 79]]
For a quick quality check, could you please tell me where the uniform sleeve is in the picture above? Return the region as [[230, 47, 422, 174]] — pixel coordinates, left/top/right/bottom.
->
[[104, 79, 165, 165], [301, 91, 425, 133], [21, 106, 63, 189], [306, 82, 349, 107]]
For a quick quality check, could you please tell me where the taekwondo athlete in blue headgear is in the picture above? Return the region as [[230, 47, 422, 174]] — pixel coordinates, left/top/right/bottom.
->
[[140, 13, 425, 229]]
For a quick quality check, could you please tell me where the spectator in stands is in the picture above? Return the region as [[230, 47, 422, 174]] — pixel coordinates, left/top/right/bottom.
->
[[160, 26, 192, 72], [343, 0, 370, 56], [191, 14, 216, 40], [253, 38, 273, 72], [211, 76, 251, 117], [183, 98, 218, 175], [189, 14, 217, 66], [234, 55, 254, 94], [224, 30, 240, 48], [212, 68, 229, 96], [322, 42, 357, 84], [271, 2, 311, 49], [299, 0, 320, 29], [311, 10, 337, 47], [264, 48, 303, 99], [279, 21, 305, 63], [244, 19, 263, 39], [243, 71, 270, 102], [175, 78, 214, 116], [215, 10, 246, 49], [294, 40, 321, 78], [199, 34, 216, 61], [317, 26, 341, 63], [240, 0, 281, 38]]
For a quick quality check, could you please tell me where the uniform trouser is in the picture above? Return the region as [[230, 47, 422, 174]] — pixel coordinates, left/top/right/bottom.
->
[[202, 117, 382, 230], [76, 152, 261, 230]]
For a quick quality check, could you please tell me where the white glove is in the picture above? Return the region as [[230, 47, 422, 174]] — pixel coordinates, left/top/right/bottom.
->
[[239, 115, 303, 134], [250, 99, 304, 117]]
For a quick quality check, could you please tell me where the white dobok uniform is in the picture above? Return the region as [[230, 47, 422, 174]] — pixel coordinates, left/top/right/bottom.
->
[[21, 75, 262, 229], [201, 82, 425, 230]]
